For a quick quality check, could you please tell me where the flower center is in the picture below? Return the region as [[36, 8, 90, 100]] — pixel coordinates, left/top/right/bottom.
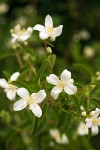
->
[[47, 27, 54, 33], [27, 96, 34, 105], [11, 28, 26, 36], [92, 118, 100, 126], [8, 84, 17, 90], [58, 80, 65, 88]]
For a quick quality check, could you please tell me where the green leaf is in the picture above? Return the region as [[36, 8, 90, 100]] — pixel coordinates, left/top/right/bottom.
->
[[40, 103, 49, 122], [57, 112, 72, 130], [91, 99, 100, 107], [79, 94, 85, 105], [73, 63, 95, 76], [3, 71, 10, 80], [70, 95, 80, 113], [0, 51, 14, 60], [48, 54, 56, 70], [11, 80, 31, 93], [60, 107, 78, 117], [38, 58, 48, 79], [91, 81, 100, 86], [89, 85, 100, 96]]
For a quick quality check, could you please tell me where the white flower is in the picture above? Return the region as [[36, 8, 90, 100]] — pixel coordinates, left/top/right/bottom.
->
[[46, 69, 77, 99], [33, 14, 63, 41], [0, 72, 20, 100], [13, 88, 46, 117], [50, 129, 69, 144], [85, 108, 100, 135], [11, 24, 33, 43], [0, 2, 9, 15], [77, 122, 88, 136]]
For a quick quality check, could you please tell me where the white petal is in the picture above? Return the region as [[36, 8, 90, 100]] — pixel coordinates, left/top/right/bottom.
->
[[85, 118, 92, 128], [52, 86, 63, 93], [29, 103, 42, 117], [20, 27, 33, 41], [60, 69, 71, 82], [46, 74, 59, 85], [91, 125, 99, 135], [17, 88, 29, 100], [6, 89, 17, 100], [13, 99, 27, 111], [77, 122, 89, 136], [45, 15, 53, 28], [61, 134, 69, 144], [31, 90, 46, 104], [93, 108, 100, 118], [53, 25, 63, 37], [0, 79, 8, 88], [39, 31, 48, 40], [10, 72, 20, 81], [51, 90, 59, 100], [33, 24, 44, 32], [64, 84, 77, 95]]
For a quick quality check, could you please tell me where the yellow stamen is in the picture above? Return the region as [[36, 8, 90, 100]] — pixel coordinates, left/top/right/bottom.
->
[[58, 80, 65, 88], [47, 27, 54, 33], [27, 97, 34, 105], [92, 118, 100, 126]]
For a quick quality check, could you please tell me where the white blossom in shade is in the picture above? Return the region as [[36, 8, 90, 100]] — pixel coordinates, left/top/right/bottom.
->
[[46, 69, 77, 100], [0, 72, 20, 100], [0, 2, 9, 15], [85, 108, 100, 135], [33, 14, 63, 41], [83, 46, 95, 58], [13, 88, 46, 117], [77, 122, 88, 136], [11, 24, 33, 43], [50, 129, 69, 144]]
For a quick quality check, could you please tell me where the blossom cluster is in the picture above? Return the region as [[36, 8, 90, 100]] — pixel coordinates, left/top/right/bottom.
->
[[0, 14, 100, 138], [10, 15, 63, 45], [0, 69, 77, 118]]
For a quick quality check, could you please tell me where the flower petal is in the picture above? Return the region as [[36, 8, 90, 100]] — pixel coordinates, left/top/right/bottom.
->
[[20, 27, 33, 41], [46, 74, 59, 85], [61, 134, 69, 144], [6, 89, 17, 100], [33, 24, 44, 32], [93, 108, 100, 118], [45, 15, 53, 28], [77, 122, 89, 136], [39, 31, 48, 40], [64, 84, 77, 95], [85, 118, 92, 128], [52, 86, 63, 93], [91, 125, 99, 135], [0, 79, 8, 88], [13, 99, 27, 111], [10, 72, 20, 81], [53, 25, 63, 37], [60, 69, 71, 82], [29, 103, 42, 117], [31, 90, 46, 104], [17, 88, 29, 100]]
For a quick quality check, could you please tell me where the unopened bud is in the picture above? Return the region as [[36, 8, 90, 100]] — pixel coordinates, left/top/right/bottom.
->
[[81, 111, 87, 117], [46, 47, 52, 54], [80, 106, 84, 111]]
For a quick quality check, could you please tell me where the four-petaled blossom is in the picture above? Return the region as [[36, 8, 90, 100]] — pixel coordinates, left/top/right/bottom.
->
[[33, 14, 63, 41], [77, 122, 88, 136], [13, 88, 46, 117], [46, 69, 77, 99], [11, 24, 33, 43], [85, 108, 100, 135], [50, 129, 69, 144], [0, 72, 20, 100]]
